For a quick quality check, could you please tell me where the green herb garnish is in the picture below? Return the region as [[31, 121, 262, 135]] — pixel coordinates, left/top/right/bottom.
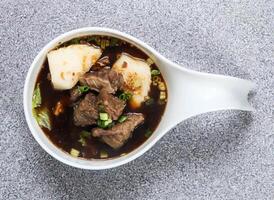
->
[[97, 118, 113, 129], [99, 112, 108, 121], [109, 38, 119, 47], [32, 84, 42, 108], [78, 131, 91, 146], [118, 115, 127, 123], [80, 130, 91, 138], [119, 92, 132, 101], [100, 150, 108, 158], [151, 69, 160, 76], [70, 148, 80, 157], [77, 85, 90, 94], [145, 130, 153, 138]]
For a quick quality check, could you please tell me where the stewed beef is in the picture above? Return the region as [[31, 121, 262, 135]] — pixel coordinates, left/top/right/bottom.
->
[[91, 56, 110, 71], [92, 113, 144, 149], [70, 86, 82, 102], [98, 90, 126, 120], [73, 93, 98, 126], [79, 68, 123, 94]]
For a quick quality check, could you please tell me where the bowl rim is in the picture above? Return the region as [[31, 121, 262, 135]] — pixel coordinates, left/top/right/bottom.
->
[[23, 27, 173, 170]]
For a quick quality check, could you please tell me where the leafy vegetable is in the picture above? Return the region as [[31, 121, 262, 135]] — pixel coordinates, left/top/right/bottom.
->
[[70, 148, 80, 157], [118, 115, 127, 123], [34, 108, 51, 130], [119, 92, 132, 101], [77, 85, 90, 94], [32, 84, 42, 108], [145, 129, 153, 138], [151, 69, 160, 76], [145, 98, 154, 106]]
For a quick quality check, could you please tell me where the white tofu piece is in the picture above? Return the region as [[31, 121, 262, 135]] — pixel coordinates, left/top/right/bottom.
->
[[112, 54, 151, 108], [47, 44, 102, 90]]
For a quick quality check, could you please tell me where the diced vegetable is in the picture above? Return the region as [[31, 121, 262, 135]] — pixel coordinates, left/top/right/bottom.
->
[[34, 108, 51, 130], [78, 85, 90, 94], [145, 98, 154, 106], [118, 115, 127, 123], [100, 150, 108, 158], [70, 148, 80, 157], [145, 130, 153, 138], [151, 69, 160, 76], [119, 92, 132, 101], [32, 84, 42, 108], [159, 91, 166, 100], [99, 112, 109, 121]]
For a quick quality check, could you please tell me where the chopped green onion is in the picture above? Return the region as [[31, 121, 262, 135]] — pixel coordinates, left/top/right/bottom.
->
[[99, 112, 109, 121], [159, 91, 166, 100], [118, 115, 127, 123], [158, 82, 166, 91], [78, 130, 91, 146], [80, 130, 91, 138], [77, 85, 90, 94], [145, 98, 154, 106], [78, 137, 87, 146], [98, 104, 105, 112], [34, 108, 51, 130], [109, 38, 119, 47], [151, 69, 160, 76], [100, 150, 108, 158], [104, 118, 112, 126], [119, 92, 132, 101], [146, 58, 154, 66], [97, 118, 113, 129], [70, 148, 80, 157], [145, 130, 153, 138], [32, 84, 42, 108]]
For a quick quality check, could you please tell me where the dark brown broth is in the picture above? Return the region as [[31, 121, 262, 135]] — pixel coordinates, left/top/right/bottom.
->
[[35, 36, 167, 159]]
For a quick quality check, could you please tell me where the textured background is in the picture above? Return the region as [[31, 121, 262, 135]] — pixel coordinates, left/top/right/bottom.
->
[[0, 0, 273, 199]]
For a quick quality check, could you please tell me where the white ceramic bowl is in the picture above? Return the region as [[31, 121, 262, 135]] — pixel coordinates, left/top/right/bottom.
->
[[24, 27, 254, 170]]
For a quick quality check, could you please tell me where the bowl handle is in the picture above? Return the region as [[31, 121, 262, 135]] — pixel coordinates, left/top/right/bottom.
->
[[162, 62, 255, 127]]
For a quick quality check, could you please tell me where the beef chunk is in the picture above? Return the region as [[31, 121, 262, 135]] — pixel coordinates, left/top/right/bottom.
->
[[92, 113, 144, 149], [79, 68, 123, 93], [91, 56, 110, 71], [98, 90, 126, 120], [70, 86, 82, 102], [73, 93, 98, 126]]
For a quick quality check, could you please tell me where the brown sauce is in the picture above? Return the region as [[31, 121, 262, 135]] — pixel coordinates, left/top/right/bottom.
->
[[35, 36, 167, 159]]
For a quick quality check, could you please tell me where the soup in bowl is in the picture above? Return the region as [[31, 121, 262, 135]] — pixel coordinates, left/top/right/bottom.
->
[[30, 33, 167, 160]]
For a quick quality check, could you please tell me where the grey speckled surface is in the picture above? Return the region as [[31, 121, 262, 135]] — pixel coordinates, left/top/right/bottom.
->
[[0, 0, 273, 199]]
